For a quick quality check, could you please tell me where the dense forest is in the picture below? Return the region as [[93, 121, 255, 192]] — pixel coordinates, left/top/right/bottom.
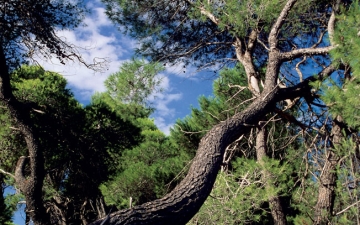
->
[[1, 0, 360, 224]]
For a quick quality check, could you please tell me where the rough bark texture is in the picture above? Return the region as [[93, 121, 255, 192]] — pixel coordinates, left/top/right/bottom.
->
[[256, 125, 287, 225], [313, 116, 343, 224], [89, 1, 323, 223], [89, 83, 280, 225], [0, 0, 340, 224], [0, 45, 50, 225]]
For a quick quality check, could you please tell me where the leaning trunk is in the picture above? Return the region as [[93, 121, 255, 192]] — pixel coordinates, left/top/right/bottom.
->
[[90, 79, 280, 225]]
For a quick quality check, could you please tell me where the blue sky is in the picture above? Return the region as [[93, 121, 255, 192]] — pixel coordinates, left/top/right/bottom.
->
[[35, 0, 215, 135], [8, 0, 215, 224]]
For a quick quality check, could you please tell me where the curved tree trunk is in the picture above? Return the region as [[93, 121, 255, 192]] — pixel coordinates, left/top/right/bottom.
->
[[90, 2, 301, 223], [89, 82, 281, 225]]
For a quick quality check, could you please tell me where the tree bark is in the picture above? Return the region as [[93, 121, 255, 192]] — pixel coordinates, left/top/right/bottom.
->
[[256, 124, 287, 225], [90, 2, 306, 223], [88, 62, 336, 225], [313, 151, 338, 224], [0, 45, 50, 225], [234, 34, 261, 95], [89, 77, 282, 225], [313, 116, 343, 224]]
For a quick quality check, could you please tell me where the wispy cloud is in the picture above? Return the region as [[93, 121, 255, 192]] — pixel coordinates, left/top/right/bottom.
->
[[38, 3, 132, 98], [165, 62, 199, 80], [35, 1, 187, 134], [147, 75, 182, 135]]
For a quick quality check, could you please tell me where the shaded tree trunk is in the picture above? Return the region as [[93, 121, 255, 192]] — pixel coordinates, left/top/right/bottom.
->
[[256, 124, 287, 225], [313, 116, 343, 224], [0, 45, 50, 225]]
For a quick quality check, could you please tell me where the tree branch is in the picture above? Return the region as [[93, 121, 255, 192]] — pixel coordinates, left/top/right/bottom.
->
[[257, 37, 270, 51], [186, 0, 221, 26], [0, 168, 15, 179], [336, 199, 360, 216], [268, 0, 298, 49], [277, 64, 337, 101], [234, 37, 261, 95], [14, 156, 28, 187], [199, 5, 219, 25], [328, 0, 341, 46], [264, 0, 299, 91], [295, 56, 307, 82], [280, 46, 334, 61], [247, 30, 258, 52]]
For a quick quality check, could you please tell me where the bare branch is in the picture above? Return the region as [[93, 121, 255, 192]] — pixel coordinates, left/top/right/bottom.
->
[[295, 56, 307, 82], [160, 41, 232, 62], [277, 63, 337, 101], [9, 126, 20, 130], [280, 46, 334, 61], [233, 37, 244, 59], [336, 200, 360, 215], [268, 0, 298, 49], [186, 0, 221, 26], [199, 6, 219, 25], [257, 37, 270, 51], [311, 31, 326, 48], [174, 124, 208, 135], [328, 0, 341, 46], [32, 108, 45, 114], [226, 84, 248, 103], [247, 30, 258, 52], [234, 37, 260, 95], [0, 168, 15, 179]]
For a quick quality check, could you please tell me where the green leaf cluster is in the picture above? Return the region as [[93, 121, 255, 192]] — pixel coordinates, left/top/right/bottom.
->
[[100, 123, 189, 208], [0, 184, 16, 225], [189, 151, 297, 225], [325, 1, 360, 129], [105, 58, 164, 109], [0, 65, 144, 223]]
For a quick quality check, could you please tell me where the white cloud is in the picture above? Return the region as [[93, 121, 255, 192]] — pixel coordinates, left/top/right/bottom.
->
[[165, 62, 199, 80], [35, 1, 199, 135], [153, 117, 173, 136], [148, 75, 183, 135], [37, 3, 135, 99], [153, 92, 182, 117]]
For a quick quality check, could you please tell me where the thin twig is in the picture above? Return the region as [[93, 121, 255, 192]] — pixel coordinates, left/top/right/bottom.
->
[[0, 168, 15, 178], [336, 200, 360, 215]]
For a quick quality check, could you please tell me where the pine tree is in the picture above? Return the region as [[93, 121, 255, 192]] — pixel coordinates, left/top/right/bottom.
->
[[0, 1, 96, 224], [90, 1, 360, 224], [1, 0, 360, 224], [0, 66, 142, 224], [98, 60, 189, 210]]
